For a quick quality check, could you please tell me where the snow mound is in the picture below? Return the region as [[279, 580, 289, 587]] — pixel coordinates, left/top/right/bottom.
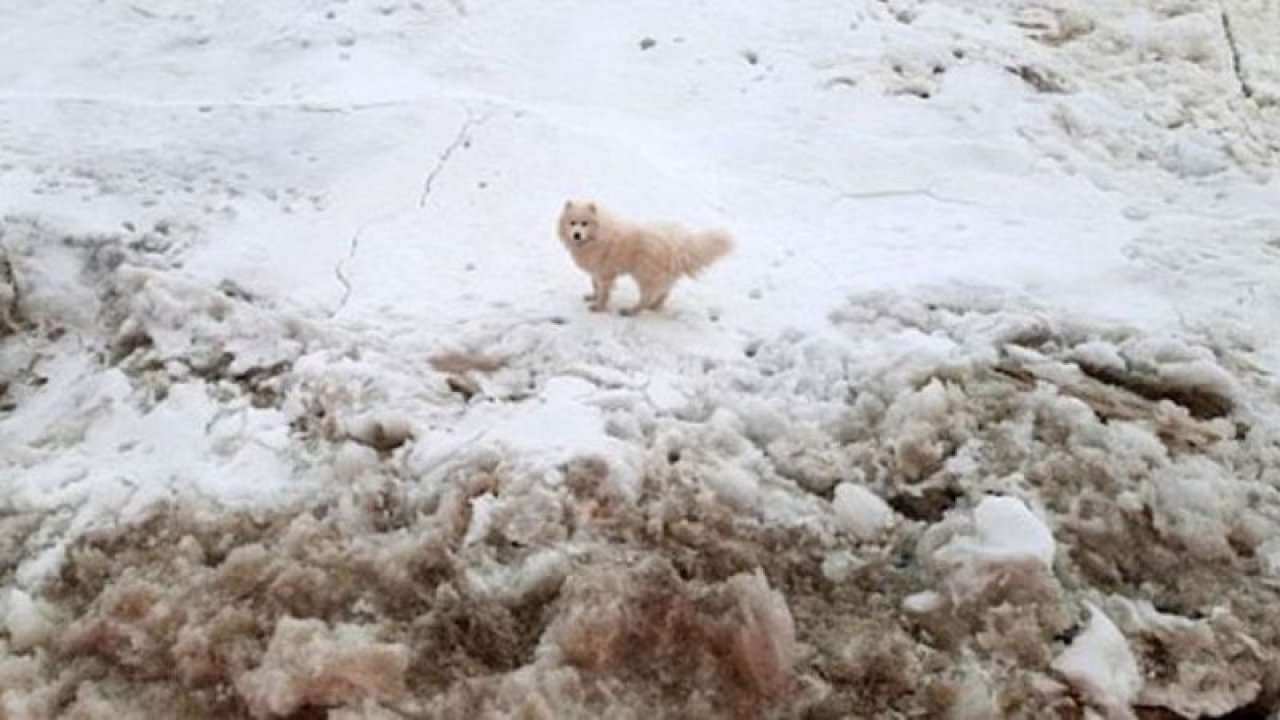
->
[[3, 282, 1275, 717]]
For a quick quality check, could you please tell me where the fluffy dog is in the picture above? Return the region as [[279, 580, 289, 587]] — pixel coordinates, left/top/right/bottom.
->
[[557, 200, 733, 315]]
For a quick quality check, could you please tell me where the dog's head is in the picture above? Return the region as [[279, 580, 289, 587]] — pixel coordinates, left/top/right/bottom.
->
[[559, 200, 599, 247]]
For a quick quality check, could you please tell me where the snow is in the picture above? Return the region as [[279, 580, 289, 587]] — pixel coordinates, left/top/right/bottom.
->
[[932, 495, 1058, 603], [1149, 456, 1245, 560], [1261, 538, 1280, 582], [234, 617, 411, 719], [0, 589, 56, 652], [1051, 604, 1142, 715], [723, 569, 798, 698], [1111, 596, 1267, 717], [831, 482, 896, 541], [2, 0, 1280, 716], [972, 496, 1057, 568]]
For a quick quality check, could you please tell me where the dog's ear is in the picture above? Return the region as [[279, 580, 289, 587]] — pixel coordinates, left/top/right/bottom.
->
[[564, 200, 572, 210], [586, 202, 597, 214]]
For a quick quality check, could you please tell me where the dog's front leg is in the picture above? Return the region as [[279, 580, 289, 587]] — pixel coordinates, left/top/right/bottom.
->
[[584, 276, 599, 302], [589, 275, 614, 312]]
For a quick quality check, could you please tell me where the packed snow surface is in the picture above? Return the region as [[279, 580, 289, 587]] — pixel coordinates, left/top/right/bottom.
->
[[2, 0, 1280, 717]]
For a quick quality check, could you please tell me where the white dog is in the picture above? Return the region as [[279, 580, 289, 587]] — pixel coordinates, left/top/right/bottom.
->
[[557, 200, 733, 315]]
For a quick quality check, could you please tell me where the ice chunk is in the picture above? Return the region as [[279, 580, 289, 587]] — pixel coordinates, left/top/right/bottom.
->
[[1260, 537, 1280, 580], [821, 551, 865, 583], [949, 668, 999, 720], [706, 461, 761, 511], [1150, 457, 1242, 560], [1068, 340, 1126, 375], [235, 617, 410, 718], [971, 496, 1055, 566], [2, 589, 56, 651], [508, 549, 571, 602], [1051, 604, 1140, 714], [462, 492, 498, 547], [831, 482, 895, 541], [934, 496, 1056, 602], [725, 570, 797, 698], [902, 590, 945, 614]]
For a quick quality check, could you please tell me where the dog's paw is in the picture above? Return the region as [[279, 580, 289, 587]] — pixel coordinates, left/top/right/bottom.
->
[[589, 303, 608, 313], [619, 307, 640, 317], [583, 293, 597, 302]]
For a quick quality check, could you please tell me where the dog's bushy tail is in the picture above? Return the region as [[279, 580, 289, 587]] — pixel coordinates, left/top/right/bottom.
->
[[678, 229, 734, 277]]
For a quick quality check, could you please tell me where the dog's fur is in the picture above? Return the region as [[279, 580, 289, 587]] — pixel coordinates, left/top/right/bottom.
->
[[557, 200, 733, 315]]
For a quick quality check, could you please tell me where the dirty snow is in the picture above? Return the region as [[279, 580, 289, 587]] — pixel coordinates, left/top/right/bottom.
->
[[3, 0, 1280, 717]]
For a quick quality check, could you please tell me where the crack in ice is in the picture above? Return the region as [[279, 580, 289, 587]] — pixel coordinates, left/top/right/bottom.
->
[[330, 107, 497, 318], [418, 109, 494, 208], [331, 223, 368, 318], [0, 94, 423, 114], [780, 173, 1002, 214], [828, 187, 984, 209], [1218, 5, 1254, 100]]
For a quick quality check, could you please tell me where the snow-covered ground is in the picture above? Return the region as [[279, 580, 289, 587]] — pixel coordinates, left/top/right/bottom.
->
[[2, 0, 1279, 717]]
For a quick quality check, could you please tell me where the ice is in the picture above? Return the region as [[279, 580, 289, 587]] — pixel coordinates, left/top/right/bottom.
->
[[1149, 457, 1244, 560], [234, 617, 411, 719], [972, 497, 1056, 567], [1260, 538, 1280, 581], [723, 569, 797, 698], [462, 491, 498, 548], [705, 460, 763, 511], [831, 482, 895, 541], [0, 589, 55, 652], [1051, 604, 1141, 715], [1110, 596, 1268, 717], [933, 495, 1057, 603]]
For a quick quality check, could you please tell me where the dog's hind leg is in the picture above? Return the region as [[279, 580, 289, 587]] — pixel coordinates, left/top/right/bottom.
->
[[623, 278, 674, 316], [620, 286, 650, 316], [646, 281, 676, 310]]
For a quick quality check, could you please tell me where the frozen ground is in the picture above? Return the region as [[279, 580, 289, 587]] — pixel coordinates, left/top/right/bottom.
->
[[2, 0, 1280, 717]]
